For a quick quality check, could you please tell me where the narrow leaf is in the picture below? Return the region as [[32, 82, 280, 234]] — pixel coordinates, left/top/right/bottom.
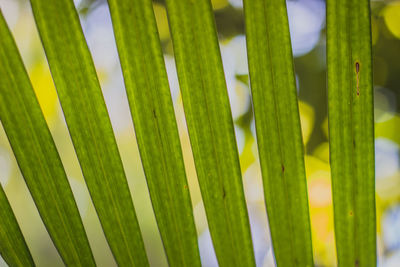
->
[[107, 0, 201, 266], [0, 11, 95, 266], [28, 0, 148, 265], [243, 0, 313, 266], [327, 0, 376, 265], [0, 185, 34, 267], [164, 1, 256, 266]]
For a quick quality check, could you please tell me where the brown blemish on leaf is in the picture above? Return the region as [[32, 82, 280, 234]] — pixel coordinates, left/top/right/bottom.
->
[[355, 62, 360, 96]]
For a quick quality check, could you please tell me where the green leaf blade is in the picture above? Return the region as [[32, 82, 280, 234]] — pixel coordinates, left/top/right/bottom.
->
[[0, 186, 35, 267], [327, 0, 376, 266], [27, 0, 149, 265], [243, 0, 314, 266], [0, 11, 95, 266], [165, 1, 256, 266], [106, 0, 201, 266]]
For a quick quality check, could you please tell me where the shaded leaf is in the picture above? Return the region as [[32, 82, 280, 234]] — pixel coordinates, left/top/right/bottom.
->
[[243, 0, 313, 266]]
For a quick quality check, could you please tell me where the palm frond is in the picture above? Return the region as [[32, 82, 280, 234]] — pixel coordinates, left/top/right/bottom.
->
[[164, 0, 256, 266], [107, 0, 201, 265], [0, 0, 379, 266], [243, 0, 313, 265], [0, 10, 95, 266], [28, 0, 148, 265], [0, 185, 34, 267], [327, 0, 376, 265]]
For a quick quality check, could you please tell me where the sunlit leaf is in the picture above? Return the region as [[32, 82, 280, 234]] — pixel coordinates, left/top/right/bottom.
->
[[243, 0, 313, 265], [28, 0, 148, 265], [0, 186, 34, 267], [107, 0, 201, 265], [327, 0, 376, 265], [0, 11, 95, 266], [165, 0, 256, 266]]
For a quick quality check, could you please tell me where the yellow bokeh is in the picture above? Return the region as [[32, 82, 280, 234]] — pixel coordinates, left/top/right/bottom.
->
[[305, 155, 331, 208], [239, 132, 255, 172], [153, 3, 170, 41], [305, 155, 336, 266], [383, 1, 400, 39], [322, 116, 329, 139], [313, 142, 330, 163], [211, 0, 229, 10], [299, 101, 315, 145], [376, 113, 400, 145], [29, 62, 58, 123]]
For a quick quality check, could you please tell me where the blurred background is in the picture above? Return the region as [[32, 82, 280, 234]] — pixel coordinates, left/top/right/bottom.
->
[[0, 0, 399, 266]]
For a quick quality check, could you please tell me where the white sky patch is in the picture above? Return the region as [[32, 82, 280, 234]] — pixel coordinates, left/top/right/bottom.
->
[[82, 4, 119, 75], [375, 138, 399, 180], [68, 177, 90, 217], [103, 68, 133, 134], [198, 228, 219, 267], [229, 0, 243, 8], [0, 0, 20, 29], [382, 205, 400, 253], [287, 0, 325, 57], [164, 55, 181, 103], [0, 148, 12, 187], [221, 36, 251, 120], [0, 254, 7, 267], [235, 125, 245, 154]]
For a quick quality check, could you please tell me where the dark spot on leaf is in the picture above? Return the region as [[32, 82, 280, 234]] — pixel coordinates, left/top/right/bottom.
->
[[281, 164, 285, 173], [355, 259, 359, 267], [153, 109, 157, 118], [349, 211, 354, 216], [355, 61, 360, 96], [222, 187, 226, 199]]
